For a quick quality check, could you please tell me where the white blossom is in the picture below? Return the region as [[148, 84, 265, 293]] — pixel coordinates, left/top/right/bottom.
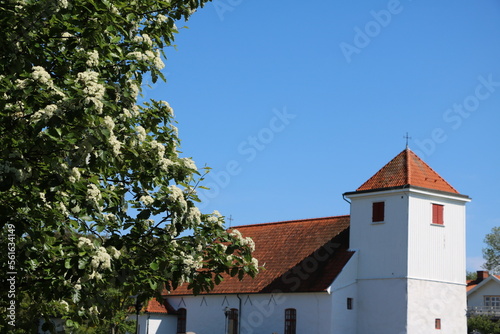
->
[[90, 246, 112, 270], [251, 257, 259, 268], [77, 71, 105, 113], [157, 14, 167, 23], [181, 157, 196, 171], [142, 34, 153, 47], [71, 205, 81, 214], [59, 300, 69, 312], [136, 125, 146, 142], [188, 207, 201, 225], [140, 195, 154, 206], [32, 66, 52, 86], [31, 104, 58, 123], [159, 158, 173, 171], [108, 246, 121, 259], [108, 133, 121, 156], [68, 167, 81, 183], [159, 100, 174, 116], [58, 0, 68, 9], [87, 184, 102, 204], [88, 305, 99, 315], [149, 140, 165, 159], [246, 237, 256, 252], [77, 237, 93, 249], [86, 50, 99, 67], [102, 115, 115, 131]]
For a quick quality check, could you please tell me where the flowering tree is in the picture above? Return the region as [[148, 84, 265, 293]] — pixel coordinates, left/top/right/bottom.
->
[[0, 0, 258, 332]]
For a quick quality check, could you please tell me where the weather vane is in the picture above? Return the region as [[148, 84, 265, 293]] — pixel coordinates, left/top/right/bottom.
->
[[403, 132, 411, 148]]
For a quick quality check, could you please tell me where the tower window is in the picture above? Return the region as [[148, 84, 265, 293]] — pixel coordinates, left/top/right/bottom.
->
[[432, 204, 444, 225], [284, 308, 296, 334], [347, 298, 353, 310], [177, 308, 186, 334], [435, 318, 441, 330], [372, 202, 385, 222]]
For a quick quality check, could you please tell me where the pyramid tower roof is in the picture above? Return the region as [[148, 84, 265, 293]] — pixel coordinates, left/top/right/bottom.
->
[[356, 148, 459, 194]]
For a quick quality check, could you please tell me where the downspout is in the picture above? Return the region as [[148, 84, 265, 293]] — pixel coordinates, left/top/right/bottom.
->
[[342, 194, 351, 204], [146, 313, 150, 334], [237, 294, 242, 334]]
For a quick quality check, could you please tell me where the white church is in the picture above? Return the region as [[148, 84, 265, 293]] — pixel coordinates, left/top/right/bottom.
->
[[139, 148, 471, 334]]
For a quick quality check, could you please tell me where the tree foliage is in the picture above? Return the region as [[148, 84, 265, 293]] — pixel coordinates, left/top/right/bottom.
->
[[468, 316, 500, 334], [483, 226, 500, 275], [0, 0, 258, 331]]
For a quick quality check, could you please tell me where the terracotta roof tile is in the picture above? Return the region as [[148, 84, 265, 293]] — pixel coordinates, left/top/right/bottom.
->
[[356, 148, 459, 194], [144, 299, 176, 314], [466, 275, 500, 292], [168, 215, 351, 295]]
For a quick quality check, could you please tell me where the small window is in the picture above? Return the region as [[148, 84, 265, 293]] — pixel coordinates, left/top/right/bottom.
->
[[228, 308, 239, 334], [435, 318, 441, 330], [484, 296, 500, 307], [432, 204, 444, 225], [284, 308, 296, 334], [177, 308, 186, 334], [372, 202, 385, 222], [347, 298, 353, 310]]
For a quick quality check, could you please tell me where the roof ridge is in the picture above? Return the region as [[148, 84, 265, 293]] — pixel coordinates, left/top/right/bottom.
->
[[407, 149, 459, 193], [405, 148, 411, 185], [231, 215, 350, 229], [355, 148, 459, 194]]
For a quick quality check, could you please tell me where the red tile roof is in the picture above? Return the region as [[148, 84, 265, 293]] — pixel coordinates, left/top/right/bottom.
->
[[466, 275, 500, 292], [356, 148, 459, 194], [144, 298, 176, 314], [168, 215, 351, 295]]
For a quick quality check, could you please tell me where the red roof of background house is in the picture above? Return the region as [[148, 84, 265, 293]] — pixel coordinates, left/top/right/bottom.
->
[[466, 273, 500, 292], [356, 148, 459, 194], [168, 215, 352, 296]]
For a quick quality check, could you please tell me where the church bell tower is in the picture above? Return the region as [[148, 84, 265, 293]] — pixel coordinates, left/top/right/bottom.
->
[[343, 148, 470, 334]]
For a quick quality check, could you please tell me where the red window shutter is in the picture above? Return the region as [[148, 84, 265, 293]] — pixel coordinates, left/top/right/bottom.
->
[[372, 202, 384, 222], [432, 204, 444, 225]]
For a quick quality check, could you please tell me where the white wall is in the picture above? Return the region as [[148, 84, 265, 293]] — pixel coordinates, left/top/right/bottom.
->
[[407, 279, 467, 334], [330, 251, 358, 334], [137, 314, 176, 334], [165, 292, 332, 334], [348, 190, 409, 280], [407, 190, 467, 284]]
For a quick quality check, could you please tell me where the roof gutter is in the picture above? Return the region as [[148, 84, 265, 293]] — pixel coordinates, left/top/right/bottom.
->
[[342, 193, 351, 204]]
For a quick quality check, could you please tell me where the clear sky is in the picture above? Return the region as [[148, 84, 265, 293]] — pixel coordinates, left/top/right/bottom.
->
[[144, 0, 500, 272]]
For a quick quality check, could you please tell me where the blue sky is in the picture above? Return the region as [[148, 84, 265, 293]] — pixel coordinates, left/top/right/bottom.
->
[[144, 0, 500, 272]]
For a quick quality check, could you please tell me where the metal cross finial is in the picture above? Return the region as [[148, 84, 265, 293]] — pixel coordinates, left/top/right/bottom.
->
[[227, 215, 233, 227], [403, 132, 412, 148]]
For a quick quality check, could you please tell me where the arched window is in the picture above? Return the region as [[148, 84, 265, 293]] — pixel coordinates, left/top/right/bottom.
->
[[177, 308, 187, 334], [284, 308, 296, 334], [227, 308, 238, 334]]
